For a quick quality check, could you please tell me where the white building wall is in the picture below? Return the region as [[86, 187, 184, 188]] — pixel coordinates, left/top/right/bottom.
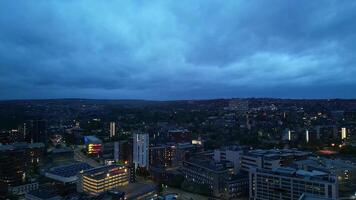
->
[[133, 133, 149, 168]]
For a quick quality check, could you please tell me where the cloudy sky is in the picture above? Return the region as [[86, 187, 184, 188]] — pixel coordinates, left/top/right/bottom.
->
[[0, 1, 356, 100]]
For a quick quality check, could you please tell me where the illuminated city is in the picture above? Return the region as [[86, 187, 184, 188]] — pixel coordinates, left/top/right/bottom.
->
[[1, 1, 356, 200]]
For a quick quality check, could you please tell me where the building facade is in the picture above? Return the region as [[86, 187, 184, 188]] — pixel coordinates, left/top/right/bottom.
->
[[133, 133, 149, 168], [77, 165, 131, 196], [249, 167, 338, 200]]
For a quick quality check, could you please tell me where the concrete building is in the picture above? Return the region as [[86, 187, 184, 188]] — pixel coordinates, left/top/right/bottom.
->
[[214, 145, 244, 174], [181, 160, 229, 198], [241, 149, 311, 172], [77, 164, 131, 196], [0, 143, 44, 194], [133, 133, 149, 169], [249, 167, 338, 200]]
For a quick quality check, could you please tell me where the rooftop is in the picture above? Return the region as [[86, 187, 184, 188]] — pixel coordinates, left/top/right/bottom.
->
[[81, 164, 128, 180], [244, 148, 311, 159], [49, 162, 93, 178], [0, 142, 45, 151], [257, 167, 336, 183], [84, 135, 102, 144]]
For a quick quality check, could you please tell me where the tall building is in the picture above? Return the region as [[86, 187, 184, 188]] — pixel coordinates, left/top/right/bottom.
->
[[149, 144, 176, 168], [0, 143, 44, 194], [249, 167, 338, 200], [77, 164, 131, 196], [133, 133, 149, 168], [109, 122, 116, 138], [102, 142, 120, 162], [305, 130, 309, 143], [25, 120, 47, 144], [341, 127, 347, 140]]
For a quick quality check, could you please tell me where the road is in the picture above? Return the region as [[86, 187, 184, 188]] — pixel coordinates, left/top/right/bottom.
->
[[73, 147, 100, 167]]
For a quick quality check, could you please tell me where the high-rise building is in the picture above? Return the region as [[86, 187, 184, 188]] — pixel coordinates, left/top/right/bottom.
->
[[0, 143, 44, 194], [149, 144, 176, 168], [25, 120, 47, 144], [306, 130, 309, 143], [341, 127, 347, 140], [109, 122, 116, 138], [133, 133, 149, 169], [249, 167, 338, 200]]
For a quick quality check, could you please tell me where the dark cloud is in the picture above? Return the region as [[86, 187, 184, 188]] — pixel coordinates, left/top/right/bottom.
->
[[0, 0, 356, 100]]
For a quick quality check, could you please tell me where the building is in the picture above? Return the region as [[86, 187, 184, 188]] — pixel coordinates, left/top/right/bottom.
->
[[293, 157, 356, 194], [166, 129, 192, 143], [298, 193, 334, 200], [249, 167, 338, 200], [25, 187, 62, 200], [25, 120, 47, 144], [84, 136, 102, 155], [149, 144, 176, 168], [45, 162, 93, 185], [0, 143, 44, 194], [133, 133, 149, 168], [226, 173, 249, 199], [8, 182, 38, 196], [102, 142, 120, 163], [45, 162, 93, 195], [214, 146, 245, 174], [241, 149, 311, 172], [109, 122, 116, 138], [181, 160, 229, 198], [77, 164, 131, 196]]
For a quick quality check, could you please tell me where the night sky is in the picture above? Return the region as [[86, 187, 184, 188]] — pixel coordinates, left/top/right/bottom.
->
[[1, 1, 356, 100]]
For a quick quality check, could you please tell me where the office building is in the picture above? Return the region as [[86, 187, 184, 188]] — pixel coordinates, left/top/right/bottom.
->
[[77, 164, 131, 196], [0, 143, 44, 193], [214, 145, 245, 174], [181, 160, 229, 198], [226, 173, 249, 199], [133, 133, 149, 168], [149, 144, 176, 168], [249, 167, 338, 200]]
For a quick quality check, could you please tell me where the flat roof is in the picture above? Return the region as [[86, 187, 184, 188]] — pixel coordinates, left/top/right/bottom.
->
[[84, 135, 102, 143], [49, 162, 93, 178], [0, 142, 45, 151], [82, 164, 127, 180]]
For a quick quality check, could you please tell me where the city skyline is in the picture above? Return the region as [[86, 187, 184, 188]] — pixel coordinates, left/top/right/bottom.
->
[[1, 1, 356, 100]]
